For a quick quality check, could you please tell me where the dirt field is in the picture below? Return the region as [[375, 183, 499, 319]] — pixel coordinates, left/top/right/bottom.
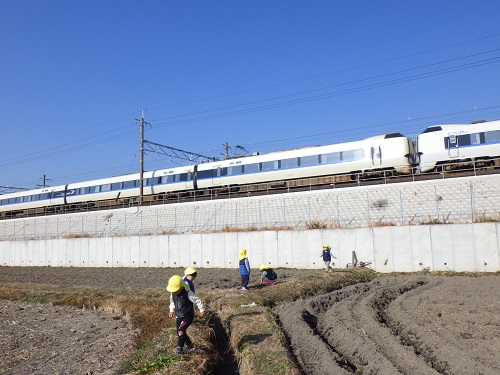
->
[[277, 274, 500, 375], [1, 267, 499, 374]]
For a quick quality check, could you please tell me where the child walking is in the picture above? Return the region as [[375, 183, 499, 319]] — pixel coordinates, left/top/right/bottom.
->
[[239, 248, 251, 290], [321, 244, 337, 272], [183, 267, 198, 294], [167, 275, 206, 355]]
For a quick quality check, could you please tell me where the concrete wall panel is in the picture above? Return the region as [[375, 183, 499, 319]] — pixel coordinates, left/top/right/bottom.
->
[[113, 237, 124, 267], [409, 226, 433, 271], [88, 238, 98, 267], [449, 224, 476, 272], [188, 234, 202, 270], [129, 236, 140, 267], [168, 235, 182, 267], [355, 228, 374, 267], [307, 230, 325, 270], [209, 233, 225, 268], [0, 242, 7, 266], [104, 237, 113, 267], [391, 226, 414, 272], [286, 230, 307, 268], [27, 241, 34, 266], [227, 232, 240, 270], [158, 236, 169, 267], [373, 227, 394, 273], [473, 223, 499, 272], [80, 238, 89, 267], [430, 226, 454, 271]]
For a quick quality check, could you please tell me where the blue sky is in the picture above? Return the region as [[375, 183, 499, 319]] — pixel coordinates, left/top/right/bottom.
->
[[1, 1, 500, 190]]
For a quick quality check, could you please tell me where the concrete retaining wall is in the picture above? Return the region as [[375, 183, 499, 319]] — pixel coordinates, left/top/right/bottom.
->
[[1, 223, 498, 272]]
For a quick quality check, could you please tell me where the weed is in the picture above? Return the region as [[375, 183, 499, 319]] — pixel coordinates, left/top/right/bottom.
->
[[306, 220, 327, 229], [372, 199, 389, 209], [371, 221, 396, 227], [133, 353, 177, 374]]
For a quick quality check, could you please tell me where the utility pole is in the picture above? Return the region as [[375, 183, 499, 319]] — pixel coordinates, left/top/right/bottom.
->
[[37, 175, 51, 188], [138, 109, 146, 205]]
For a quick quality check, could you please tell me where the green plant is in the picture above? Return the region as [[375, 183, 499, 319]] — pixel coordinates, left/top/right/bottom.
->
[[133, 353, 178, 374]]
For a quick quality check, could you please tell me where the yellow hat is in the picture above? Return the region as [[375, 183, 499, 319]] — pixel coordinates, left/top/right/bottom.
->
[[166, 275, 189, 293], [239, 249, 247, 260], [184, 267, 197, 276], [323, 244, 329, 248], [260, 264, 269, 271]]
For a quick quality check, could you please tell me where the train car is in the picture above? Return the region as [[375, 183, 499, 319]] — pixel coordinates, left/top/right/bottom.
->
[[196, 133, 415, 189], [0, 165, 196, 215], [0, 184, 69, 215], [417, 119, 500, 173]]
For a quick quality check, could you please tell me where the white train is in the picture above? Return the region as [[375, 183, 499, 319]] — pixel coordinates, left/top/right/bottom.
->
[[417, 119, 500, 172], [1, 119, 499, 217]]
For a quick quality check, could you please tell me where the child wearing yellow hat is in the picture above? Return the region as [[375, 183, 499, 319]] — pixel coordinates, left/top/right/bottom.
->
[[259, 264, 278, 286], [183, 266, 198, 294], [166, 275, 206, 355], [239, 249, 251, 291], [320, 244, 337, 272]]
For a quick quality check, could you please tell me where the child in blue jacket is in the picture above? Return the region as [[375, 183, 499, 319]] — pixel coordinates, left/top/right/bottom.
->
[[239, 248, 251, 290]]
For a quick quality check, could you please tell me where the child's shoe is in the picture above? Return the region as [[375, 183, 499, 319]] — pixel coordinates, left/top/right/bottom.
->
[[176, 347, 184, 355], [184, 344, 195, 351]]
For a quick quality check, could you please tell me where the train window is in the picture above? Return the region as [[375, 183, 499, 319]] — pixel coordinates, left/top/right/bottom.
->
[[32, 194, 40, 201], [262, 160, 279, 171], [23, 195, 33, 202], [178, 173, 188, 182], [485, 130, 500, 144], [90, 185, 101, 193], [457, 135, 471, 146], [384, 133, 405, 138], [300, 155, 319, 167], [15, 197, 23, 203], [0, 199, 6, 206], [322, 152, 341, 163], [146, 178, 160, 186], [342, 149, 363, 162], [101, 184, 112, 192], [197, 169, 213, 180], [8, 198, 16, 204], [39, 193, 50, 200], [244, 163, 260, 173], [471, 133, 482, 145], [227, 165, 243, 176], [123, 180, 136, 189], [78, 187, 90, 195], [52, 191, 65, 198], [281, 158, 299, 169], [111, 182, 123, 190], [421, 126, 442, 133]]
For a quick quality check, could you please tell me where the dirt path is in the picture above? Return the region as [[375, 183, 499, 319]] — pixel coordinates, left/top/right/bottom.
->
[[1, 268, 499, 375]]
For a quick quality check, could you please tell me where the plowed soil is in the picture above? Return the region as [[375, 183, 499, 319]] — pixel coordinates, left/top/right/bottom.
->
[[1, 267, 499, 375], [277, 274, 500, 375]]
